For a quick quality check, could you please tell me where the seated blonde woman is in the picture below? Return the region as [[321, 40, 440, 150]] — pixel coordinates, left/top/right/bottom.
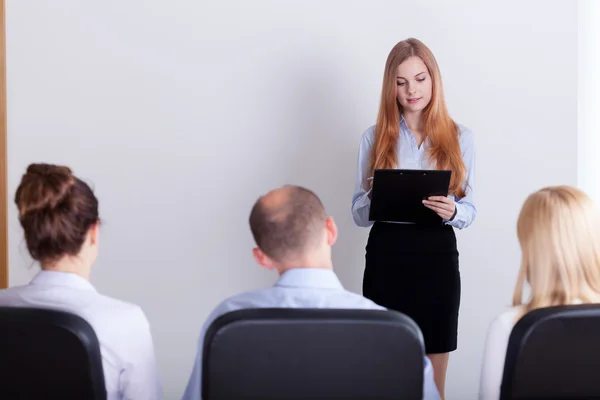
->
[[478, 185, 600, 400]]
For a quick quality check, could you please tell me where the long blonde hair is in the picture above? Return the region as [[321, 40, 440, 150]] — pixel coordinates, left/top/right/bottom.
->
[[370, 38, 467, 197], [513, 186, 600, 316]]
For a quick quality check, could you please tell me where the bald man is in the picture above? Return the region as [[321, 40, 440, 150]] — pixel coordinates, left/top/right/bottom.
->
[[181, 185, 440, 400]]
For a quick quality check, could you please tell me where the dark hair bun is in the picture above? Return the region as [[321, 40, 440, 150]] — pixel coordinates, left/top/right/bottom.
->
[[14, 163, 99, 264], [16, 163, 76, 218]]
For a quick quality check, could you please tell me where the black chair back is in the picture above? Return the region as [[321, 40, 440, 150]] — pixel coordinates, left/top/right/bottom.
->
[[0, 307, 106, 399], [500, 304, 600, 399], [202, 308, 424, 400]]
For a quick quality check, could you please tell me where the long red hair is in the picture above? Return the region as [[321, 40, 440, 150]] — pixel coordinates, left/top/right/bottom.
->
[[370, 38, 466, 198]]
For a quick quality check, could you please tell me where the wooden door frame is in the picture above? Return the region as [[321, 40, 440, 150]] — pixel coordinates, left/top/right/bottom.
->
[[0, 0, 7, 289]]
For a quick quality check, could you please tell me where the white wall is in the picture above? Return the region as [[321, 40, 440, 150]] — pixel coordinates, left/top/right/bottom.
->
[[578, 0, 600, 203], [6, 1, 577, 399]]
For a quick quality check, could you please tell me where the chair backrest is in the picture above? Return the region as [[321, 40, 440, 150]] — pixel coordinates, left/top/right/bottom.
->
[[500, 304, 600, 399], [0, 307, 107, 400], [202, 308, 425, 400]]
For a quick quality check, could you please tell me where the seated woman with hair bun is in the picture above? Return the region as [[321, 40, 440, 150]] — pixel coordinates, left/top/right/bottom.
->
[[0, 163, 162, 400]]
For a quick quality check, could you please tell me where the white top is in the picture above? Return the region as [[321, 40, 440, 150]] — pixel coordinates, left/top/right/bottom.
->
[[479, 300, 583, 400], [478, 307, 521, 400], [181, 268, 441, 400], [0, 271, 162, 400]]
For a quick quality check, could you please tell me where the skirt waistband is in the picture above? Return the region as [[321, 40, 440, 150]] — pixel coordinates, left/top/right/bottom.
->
[[368, 221, 457, 253]]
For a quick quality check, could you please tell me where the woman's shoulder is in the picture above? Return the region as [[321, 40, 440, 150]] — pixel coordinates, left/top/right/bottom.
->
[[90, 293, 151, 332], [361, 124, 376, 143], [355, 125, 376, 152], [456, 122, 474, 139], [491, 306, 522, 332], [455, 122, 475, 152]]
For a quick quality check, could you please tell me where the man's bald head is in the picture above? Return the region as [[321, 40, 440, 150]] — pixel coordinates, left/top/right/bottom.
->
[[249, 185, 326, 263]]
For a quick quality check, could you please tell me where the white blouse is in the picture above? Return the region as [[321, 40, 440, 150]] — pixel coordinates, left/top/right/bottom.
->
[[479, 299, 583, 400], [0, 271, 162, 400], [478, 307, 521, 400]]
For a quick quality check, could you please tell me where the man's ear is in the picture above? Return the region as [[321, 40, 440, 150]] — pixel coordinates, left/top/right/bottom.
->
[[252, 248, 276, 270], [325, 216, 338, 246]]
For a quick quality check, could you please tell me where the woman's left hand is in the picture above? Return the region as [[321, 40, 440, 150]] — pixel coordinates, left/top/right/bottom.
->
[[422, 196, 456, 221]]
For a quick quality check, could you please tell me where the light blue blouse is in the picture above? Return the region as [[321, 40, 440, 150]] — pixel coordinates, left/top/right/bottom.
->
[[351, 116, 476, 229]]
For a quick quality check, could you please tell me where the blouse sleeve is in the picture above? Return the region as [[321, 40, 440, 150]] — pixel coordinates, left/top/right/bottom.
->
[[351, 126, 376, 227], [479, 310, 515, 400], [446, 126, 476, 229]]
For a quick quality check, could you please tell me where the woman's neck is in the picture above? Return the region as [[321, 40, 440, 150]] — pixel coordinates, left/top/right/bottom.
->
[[41, 256, 92, 281]]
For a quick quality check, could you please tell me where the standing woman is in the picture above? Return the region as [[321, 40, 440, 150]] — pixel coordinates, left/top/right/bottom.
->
[[351, 38, 476, 399]]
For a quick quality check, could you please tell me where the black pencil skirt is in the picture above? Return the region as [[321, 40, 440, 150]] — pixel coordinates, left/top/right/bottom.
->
[[363, 221, 460, 354]]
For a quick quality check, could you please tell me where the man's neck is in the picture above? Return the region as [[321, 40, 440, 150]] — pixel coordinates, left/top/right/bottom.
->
[[276, 259, 333, 275]]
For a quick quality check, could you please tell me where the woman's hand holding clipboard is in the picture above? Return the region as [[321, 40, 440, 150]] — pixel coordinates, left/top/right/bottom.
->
[[423, 196, 457, 221]]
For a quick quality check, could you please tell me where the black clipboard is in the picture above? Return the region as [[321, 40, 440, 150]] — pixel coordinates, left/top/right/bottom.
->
[[368, 169, 452, 224]]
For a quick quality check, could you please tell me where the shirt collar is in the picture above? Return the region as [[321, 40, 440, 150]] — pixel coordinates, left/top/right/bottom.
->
[[275, 268, 344, 290], [31, 270, 97, 292], [400, 114, 406, 125], [400, 114, 414, 132]]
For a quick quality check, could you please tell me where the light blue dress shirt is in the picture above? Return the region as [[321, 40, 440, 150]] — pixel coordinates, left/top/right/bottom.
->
[[181, 268, 441, 400], [352, 116, 476, 229]]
